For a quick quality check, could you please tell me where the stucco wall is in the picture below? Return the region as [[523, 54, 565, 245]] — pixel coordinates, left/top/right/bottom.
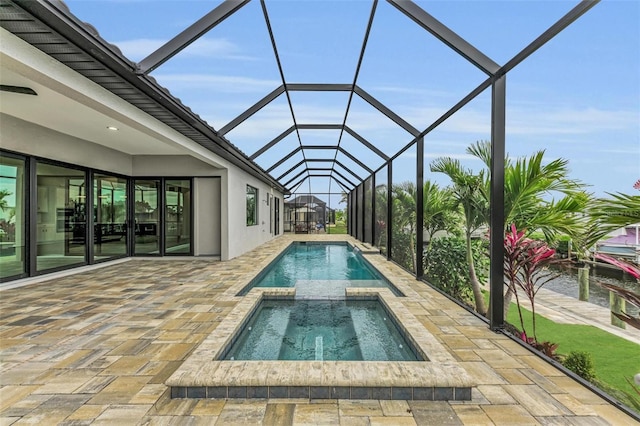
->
[[0, 114, 133, 176], [132, 155, 223, 177], [224, 165, 284, 260], [193, 177, 221, 256]]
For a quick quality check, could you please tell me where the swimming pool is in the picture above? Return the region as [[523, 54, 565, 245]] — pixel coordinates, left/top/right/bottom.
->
[[223, 298, 419, 361], [167, 238, 474, 401], [239, 242, 402, 296]]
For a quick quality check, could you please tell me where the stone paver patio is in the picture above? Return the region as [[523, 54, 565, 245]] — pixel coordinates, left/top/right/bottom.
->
[[1, 234, 637, 425]]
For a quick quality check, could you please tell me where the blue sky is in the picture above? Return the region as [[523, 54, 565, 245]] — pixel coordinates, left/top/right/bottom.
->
[[64, 0, 639, 204]]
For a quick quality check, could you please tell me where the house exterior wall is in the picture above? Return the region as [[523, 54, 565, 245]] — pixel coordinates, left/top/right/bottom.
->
[[1, 115, 285, 263], [225, 165, 283, 260], [0, 113, 133, 176], [132, 155, 223, 176], [193, 177, 221, 257]]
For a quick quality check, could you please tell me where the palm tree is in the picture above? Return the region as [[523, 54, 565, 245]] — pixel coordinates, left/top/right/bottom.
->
[[467, 141, 590, 314], [0, 189, 10, 212], [422, 181, 460, 242], [467, 140, 588, 241], [583, 192, 640, 250], [432, 141, 589, 315], [430, 158, 489, 314], [391, 182, 418, 273], [374, 183, 388, 249]]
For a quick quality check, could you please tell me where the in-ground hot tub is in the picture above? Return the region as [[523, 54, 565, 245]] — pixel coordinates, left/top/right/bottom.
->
[[167, 290, 473, 400], [223, 298, 420, 361]]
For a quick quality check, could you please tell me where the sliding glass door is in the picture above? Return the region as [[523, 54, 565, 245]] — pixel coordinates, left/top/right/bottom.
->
[[0, 150, 197, 282], [134, 179, 160, 255], [94, 174, 127, 260], [165, 179, 191, 254], [134, 178, 192, 256], [36, 163, 87, 272], [0, 154, 26, 280]]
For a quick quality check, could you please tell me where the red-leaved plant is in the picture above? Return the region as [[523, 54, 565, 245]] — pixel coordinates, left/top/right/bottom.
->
[[504, 224, 560, 344], [594, 253, 640, 330]]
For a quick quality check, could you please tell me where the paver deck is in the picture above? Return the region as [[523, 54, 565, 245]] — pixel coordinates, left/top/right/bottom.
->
[[1, 234, 638, 425]]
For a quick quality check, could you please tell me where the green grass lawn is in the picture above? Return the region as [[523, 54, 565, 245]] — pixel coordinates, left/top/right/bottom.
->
[[327, 222, 347, 234], [506, 304, 640, 411]]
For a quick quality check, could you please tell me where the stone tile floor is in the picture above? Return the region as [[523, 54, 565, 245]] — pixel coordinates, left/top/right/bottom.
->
[[0, 234, 637, 425]]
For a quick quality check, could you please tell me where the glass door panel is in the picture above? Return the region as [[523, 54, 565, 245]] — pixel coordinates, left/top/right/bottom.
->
[[0, 155, 26, 279], [94, 174, 127, 260], [165, 179, 191, 254], [134, 179, 160, 255], [36, 163, 87, 271]]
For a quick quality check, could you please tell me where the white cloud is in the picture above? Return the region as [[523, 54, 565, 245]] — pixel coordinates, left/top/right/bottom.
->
[[114, 37, 257, 62], [224, 104, 294, 141], [152, 74, 281, 94], [505, 107, 639, 136], [424, 153, 481, 161], [370, 85, 453, 99]]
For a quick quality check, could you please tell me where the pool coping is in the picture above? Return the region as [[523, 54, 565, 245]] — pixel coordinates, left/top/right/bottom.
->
[[166, 287, 474, 400]]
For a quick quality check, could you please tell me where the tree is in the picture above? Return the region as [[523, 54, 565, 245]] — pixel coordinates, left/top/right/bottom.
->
[[432, 140, 589, 315], [391, 182, 418, 273], [0, 189, 11, 212], [583, 192, 640, 251], [430, 158, 489, 314], [468, 141, 589, 314], [467, 140, 588, 243], [375, 183, 388, 249], [422, 181, 460, 242]]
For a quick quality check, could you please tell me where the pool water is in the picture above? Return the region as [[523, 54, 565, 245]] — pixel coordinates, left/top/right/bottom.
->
[[224, 299, 419, 361], [240, 242, 400, 296]]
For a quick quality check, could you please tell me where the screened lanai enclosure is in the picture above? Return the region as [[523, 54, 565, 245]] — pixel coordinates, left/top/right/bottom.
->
[[0, 0, 609, 330]]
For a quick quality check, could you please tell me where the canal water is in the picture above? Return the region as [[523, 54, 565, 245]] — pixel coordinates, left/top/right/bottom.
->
[[545, 264, 639, 317]]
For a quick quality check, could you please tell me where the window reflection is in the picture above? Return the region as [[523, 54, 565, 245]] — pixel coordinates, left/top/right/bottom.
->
[[246, 185, 258, 226]]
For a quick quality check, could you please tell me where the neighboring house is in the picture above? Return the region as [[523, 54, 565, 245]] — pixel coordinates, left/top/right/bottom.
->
[[595, 223, 640, 264], [0, 4, 286, 283], [284, 195, 335, 233]]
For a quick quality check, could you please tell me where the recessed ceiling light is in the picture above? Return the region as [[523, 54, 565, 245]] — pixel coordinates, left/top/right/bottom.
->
[[106, 126, 119, 131]]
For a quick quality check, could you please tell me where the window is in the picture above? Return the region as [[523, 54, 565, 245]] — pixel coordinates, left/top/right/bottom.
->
[[36, 162, 87, 272], [94, 174, 128, 261], [134, 179, 160, 255], [246, 185, 258, 226], [165, 179, 191, 254], [0, 154, 26, 280]]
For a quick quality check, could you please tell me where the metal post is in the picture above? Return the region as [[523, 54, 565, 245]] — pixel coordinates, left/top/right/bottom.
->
[[371, 173, 376, 246], [416, 137, 424, 279], [87, 169, 94, 264], [28, 157, 36, 276], [387, 161, 393, 260], [360, 183, 365, 241], [489, 75, 506, 330]]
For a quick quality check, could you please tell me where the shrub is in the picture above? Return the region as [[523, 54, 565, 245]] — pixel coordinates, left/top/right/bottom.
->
[[423, 236, 488, 305], [563, 351, 596, 382]]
